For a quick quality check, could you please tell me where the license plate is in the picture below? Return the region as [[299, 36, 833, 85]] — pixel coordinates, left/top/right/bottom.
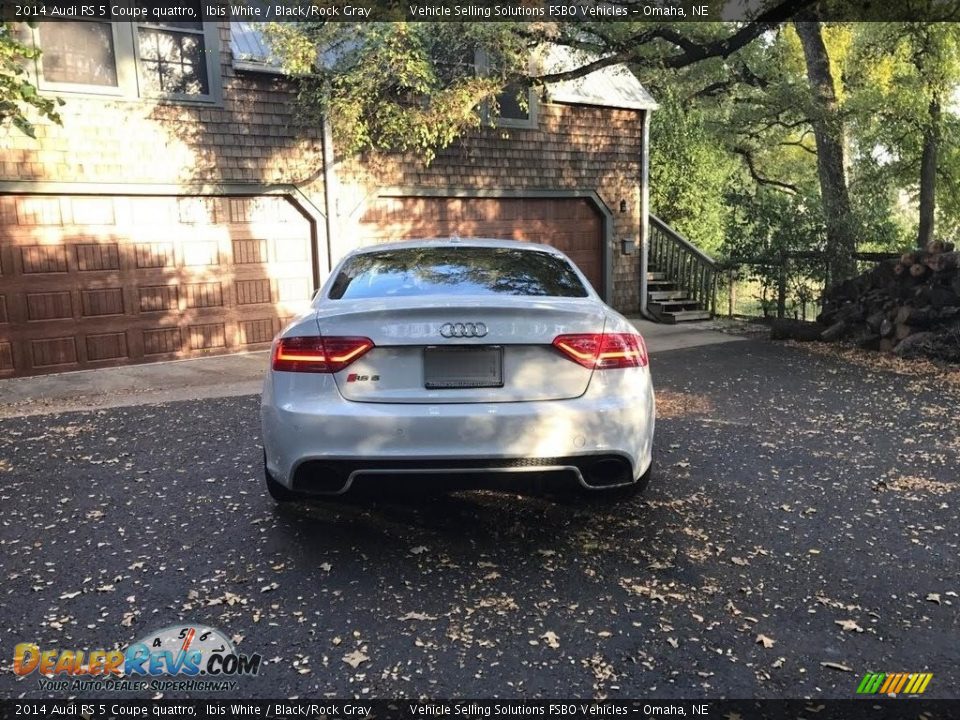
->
[[423, 346, 503, 389]]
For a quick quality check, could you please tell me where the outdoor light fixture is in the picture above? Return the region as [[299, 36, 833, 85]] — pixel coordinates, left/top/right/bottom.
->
[[621, 238, 636, 254]]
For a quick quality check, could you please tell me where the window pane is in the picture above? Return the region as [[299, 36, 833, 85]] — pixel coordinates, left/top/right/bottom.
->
[[136, 0, 202, 28], [139, 29, 159, 60], [137, 27, 209, 96], [39, 22, 118, 86], [329, 248, 588, 300], [497, 84, 529, 120]]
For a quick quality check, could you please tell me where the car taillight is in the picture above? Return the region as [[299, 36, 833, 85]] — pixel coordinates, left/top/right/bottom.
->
[[552, 333, 648, 369], [272, 336, 374, 373]]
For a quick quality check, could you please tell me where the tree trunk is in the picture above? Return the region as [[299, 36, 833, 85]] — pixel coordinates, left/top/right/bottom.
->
[[917, 96, 941, 249], [794, 18, 858, 281]]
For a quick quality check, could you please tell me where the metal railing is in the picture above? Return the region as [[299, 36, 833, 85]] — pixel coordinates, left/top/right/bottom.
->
[[648, 214, 719, 314]]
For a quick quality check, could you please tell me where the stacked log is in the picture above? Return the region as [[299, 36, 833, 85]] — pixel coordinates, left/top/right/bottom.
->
[[816, 241, 960, 361]]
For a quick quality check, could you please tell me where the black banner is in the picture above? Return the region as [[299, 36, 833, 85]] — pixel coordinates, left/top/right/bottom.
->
[[4, 0, 960, 22], [2, 700, 960, 720]]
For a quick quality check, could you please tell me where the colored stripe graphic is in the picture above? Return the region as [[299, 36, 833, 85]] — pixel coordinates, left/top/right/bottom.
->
[[857, 672, 931, 695], [857, 673, 885, 694], [879, 674, 898, 694]]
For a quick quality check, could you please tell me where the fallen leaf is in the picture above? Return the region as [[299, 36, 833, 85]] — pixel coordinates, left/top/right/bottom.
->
[[398, 612, 437, 622], [667, 637, 679, 648], [835, 619, 863, 632], [731, 557, 749, 566], [342, 650, 369, 669], [821, 661, 854, 672], [410, 546, 428, 555], [541, 631, 560, 649], [756, 634, 776, 649], [926, 593, 941, 604]]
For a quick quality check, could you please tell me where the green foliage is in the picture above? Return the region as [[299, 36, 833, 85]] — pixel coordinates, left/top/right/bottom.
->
[[0, 22, 63, 137], [724, 185, 825, 260], [264, 23, 529, 162], [649, 94, 734, 256], [847, 23, 960, 243], [647, 21, 936, 270]]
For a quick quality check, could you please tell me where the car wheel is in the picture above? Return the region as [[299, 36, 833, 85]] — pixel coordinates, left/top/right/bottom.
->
[[264, 452, 301, 503]]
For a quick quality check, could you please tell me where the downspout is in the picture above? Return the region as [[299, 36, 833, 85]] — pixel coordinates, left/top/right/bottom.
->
[[638, 109, 657, 321], [321, 113, 337, 276]]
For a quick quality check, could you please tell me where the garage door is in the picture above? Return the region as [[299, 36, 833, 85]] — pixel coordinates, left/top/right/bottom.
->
[[357, 196, 605, 294], [0, 194, 315, 378]]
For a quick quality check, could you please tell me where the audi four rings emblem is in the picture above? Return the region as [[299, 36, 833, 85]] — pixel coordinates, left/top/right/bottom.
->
[[440, 322, 488, 338]]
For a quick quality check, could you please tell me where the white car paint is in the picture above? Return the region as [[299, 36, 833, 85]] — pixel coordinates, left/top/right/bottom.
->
[[260, 239, 655, 499]]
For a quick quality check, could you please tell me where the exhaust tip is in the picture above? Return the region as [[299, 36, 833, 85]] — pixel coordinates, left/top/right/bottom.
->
[[292, 462, 349, 494], [583, 458, 633, 488]]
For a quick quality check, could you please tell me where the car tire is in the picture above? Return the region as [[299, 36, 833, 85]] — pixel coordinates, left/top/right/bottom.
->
[[264, 452, 301, 503]]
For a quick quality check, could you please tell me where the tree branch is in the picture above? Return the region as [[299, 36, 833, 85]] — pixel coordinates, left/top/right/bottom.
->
[[531, 0, 816, 85], [734, 147, 800, 193], [779, 139, 818, 155]]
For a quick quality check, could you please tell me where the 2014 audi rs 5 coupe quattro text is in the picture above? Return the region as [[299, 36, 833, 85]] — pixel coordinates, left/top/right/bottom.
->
[[261, 239, 655, 502]]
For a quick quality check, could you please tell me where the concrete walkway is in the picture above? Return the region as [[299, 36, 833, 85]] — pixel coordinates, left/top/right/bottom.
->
[[0, 318, 745, 418]]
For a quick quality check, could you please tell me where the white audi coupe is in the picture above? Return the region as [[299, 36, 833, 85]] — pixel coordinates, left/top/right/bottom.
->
[[260, 238, 654, 502]]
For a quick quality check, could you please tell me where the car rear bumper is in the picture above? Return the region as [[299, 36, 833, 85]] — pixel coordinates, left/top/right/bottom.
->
[[261, 370, 654, 494]]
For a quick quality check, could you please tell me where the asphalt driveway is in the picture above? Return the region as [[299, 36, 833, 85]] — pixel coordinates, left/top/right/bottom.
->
[[1, 338, 957, 699]]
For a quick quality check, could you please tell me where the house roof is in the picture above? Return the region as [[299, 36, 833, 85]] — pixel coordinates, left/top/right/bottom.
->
[[230, 22, 282, 74], [538, 45, 658, 112], [229, 25, 657, 112]]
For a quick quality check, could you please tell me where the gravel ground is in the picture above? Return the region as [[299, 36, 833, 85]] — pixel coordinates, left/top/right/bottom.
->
[[1, 339, 957, 699]]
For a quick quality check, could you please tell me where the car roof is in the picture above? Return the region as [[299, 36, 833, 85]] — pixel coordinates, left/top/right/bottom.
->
[[346, 237, 565, 256]]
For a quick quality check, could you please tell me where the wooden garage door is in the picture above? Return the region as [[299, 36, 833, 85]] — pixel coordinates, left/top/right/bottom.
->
[[358, 197, 605, 294], [0, 194, 315, 378]]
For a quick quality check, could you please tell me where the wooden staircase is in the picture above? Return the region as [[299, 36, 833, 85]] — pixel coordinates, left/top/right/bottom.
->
[[646, 268, 712, 323], [645, 215, 718, 323]]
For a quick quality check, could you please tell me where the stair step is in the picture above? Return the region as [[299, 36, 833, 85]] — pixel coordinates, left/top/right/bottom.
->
[[647, 290, 688, 301], [647, 271, 666, 281], [646, 279, 676, 289], [649, 299, 701, 310], [660, 309, 713, 324]]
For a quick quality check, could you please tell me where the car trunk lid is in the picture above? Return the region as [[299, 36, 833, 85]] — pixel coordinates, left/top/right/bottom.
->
[[316, 297, 605, 403]]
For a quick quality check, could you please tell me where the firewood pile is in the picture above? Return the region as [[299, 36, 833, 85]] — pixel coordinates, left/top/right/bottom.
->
[[815, 241, 960, 360]]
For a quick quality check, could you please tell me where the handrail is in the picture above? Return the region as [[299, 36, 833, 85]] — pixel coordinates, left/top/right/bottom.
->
[[649, 214, 718, 267], [648, 214, 719, 316]]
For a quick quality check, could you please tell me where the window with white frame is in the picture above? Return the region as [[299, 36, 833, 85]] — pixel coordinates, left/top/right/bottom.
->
[[37, 22, 119, 88], [34, 18, 220, 103], [474, 48, 537, 130], [425, 38, 537, 129]]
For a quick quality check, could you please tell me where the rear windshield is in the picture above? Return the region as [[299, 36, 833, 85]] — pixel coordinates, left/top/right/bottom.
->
[[327, 247, 590, 300]]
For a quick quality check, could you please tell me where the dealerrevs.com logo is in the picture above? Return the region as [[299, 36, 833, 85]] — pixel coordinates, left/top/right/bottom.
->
[[14, 624, 262, 693]]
